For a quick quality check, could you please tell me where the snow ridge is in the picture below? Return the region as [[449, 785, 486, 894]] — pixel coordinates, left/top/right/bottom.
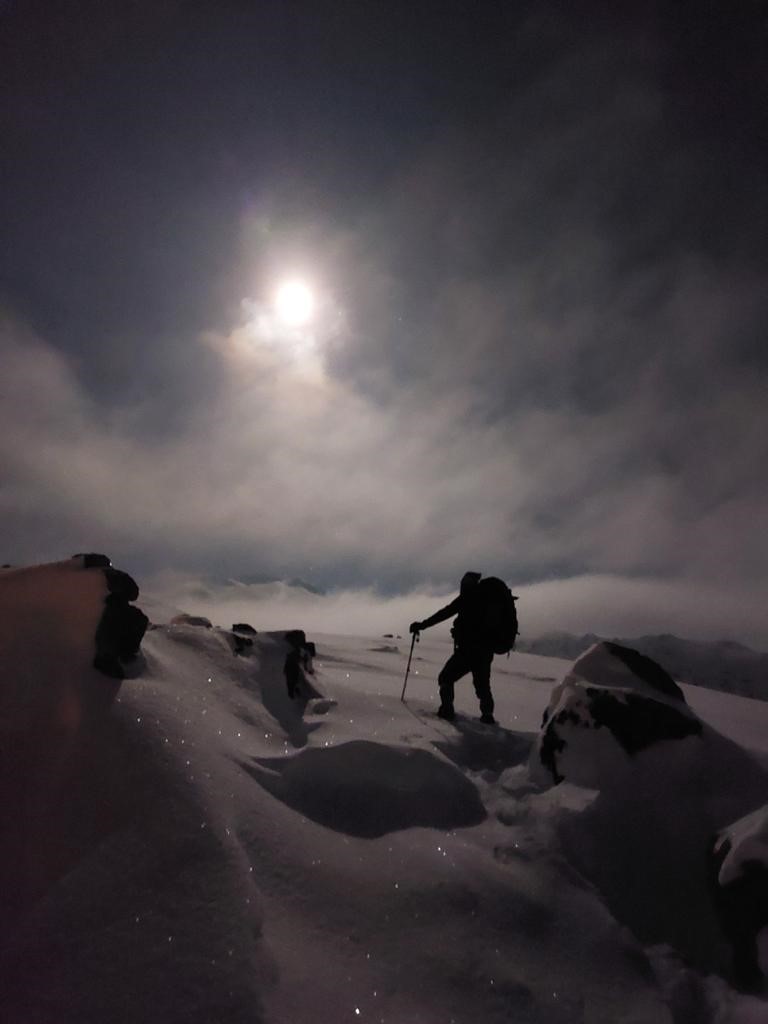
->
[[2, 562, 768, 1022]]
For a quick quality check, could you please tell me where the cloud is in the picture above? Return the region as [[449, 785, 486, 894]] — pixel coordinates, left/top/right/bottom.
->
[[516, 574, 768, 650], [2, 10, 766, 647], [138, 572, 768, 652], [0, 308, 523, 583], [139, 572, 437, 639], [2, 246, 767, 653]]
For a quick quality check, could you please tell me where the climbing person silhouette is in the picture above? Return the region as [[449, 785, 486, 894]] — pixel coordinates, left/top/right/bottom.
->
[[410, 571, 497, 724]]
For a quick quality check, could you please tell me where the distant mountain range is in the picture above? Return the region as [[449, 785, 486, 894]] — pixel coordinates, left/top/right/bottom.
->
[[224, 575, 327, 596], [516, 632, 768, 702]]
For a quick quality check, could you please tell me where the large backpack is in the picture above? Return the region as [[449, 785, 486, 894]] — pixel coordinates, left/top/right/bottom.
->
[[473, 576, 519, 654]]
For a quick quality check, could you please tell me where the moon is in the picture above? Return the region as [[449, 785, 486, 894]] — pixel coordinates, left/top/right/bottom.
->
[[275, 280, 315, 327]]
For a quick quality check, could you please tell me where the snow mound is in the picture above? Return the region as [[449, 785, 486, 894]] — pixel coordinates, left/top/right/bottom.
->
[[244, 740, 486, 837], [527, 641, 768, 984], [4, 562, 768, 1022], [716, 804, 768, 888], [711, 803, 768, 992]]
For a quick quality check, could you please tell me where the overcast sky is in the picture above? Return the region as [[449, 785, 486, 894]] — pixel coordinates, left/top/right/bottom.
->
[[2, 1, 767, 645]]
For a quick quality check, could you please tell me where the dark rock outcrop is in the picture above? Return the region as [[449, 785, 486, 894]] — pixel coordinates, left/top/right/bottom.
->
[[170, 613, 213, 628], [284, 630, 316, 699], [601, 641, 685, 702], [232, 622, 257, 635], [230, 623, 258, 655], [93, 561, 148, 679]]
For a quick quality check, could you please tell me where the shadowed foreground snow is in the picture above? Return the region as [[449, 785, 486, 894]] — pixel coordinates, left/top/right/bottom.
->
[[2, 561, 768, 1023]]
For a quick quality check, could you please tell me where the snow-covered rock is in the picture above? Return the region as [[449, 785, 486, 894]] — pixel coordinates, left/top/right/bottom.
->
[[711, 804, 768, 992], [518, 631, 768, 702], [533, 641, 701, 786], [716, 806, 768, 889], [542, 646, 768, 984]]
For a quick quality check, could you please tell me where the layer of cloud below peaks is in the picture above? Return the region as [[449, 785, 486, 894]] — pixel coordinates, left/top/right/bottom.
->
[[141, 573, 768, 652], [2, 310, 767, 648]]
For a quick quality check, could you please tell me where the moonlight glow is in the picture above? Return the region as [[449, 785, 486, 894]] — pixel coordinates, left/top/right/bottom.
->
[[275, 280, 315, 327]]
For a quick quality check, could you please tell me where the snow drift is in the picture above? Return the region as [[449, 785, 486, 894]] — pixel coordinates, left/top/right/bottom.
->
[[2, 558, 768, 1023]]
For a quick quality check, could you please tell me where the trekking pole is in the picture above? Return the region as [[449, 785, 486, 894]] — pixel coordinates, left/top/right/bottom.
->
[[400, 631, 419, 701]]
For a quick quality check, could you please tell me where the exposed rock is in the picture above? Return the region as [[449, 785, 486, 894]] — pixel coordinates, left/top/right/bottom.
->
[[73, 552, 112, 569], [284, 630, 316, 699], [170, 613, 213, 628], [230, 622, 258, 655], [601, 641, 686, 701], [104, 566, 140, 603], [94, 598, 148, 679], [534, 642, 702, 786], [89, 558, 147, 679], [231, 633, 254, 656]]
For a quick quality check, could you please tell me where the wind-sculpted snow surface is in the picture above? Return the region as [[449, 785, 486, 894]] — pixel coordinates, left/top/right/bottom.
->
[[3, 572, 768, 1022], [530, 644, 768, 996], [243, 740, 486, 837]]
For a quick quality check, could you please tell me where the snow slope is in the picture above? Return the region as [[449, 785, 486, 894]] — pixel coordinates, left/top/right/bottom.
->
[[2, 563, 768, 1023]]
